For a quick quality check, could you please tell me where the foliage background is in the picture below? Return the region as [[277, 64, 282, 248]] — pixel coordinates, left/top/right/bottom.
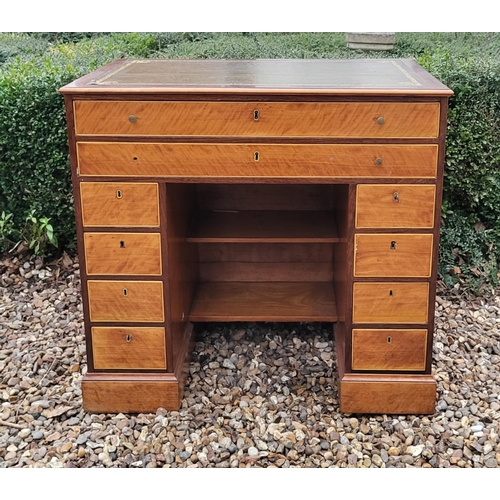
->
[[0, 32, 499, 291]]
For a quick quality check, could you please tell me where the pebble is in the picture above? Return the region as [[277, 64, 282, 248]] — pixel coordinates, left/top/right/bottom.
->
[[1, 255, 500, 468], [248, 447, 259, 457]]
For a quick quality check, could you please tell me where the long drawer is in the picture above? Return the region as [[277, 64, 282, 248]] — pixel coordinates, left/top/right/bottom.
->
[[77, 143, 438, 178], [74, 101, 440, 138], [352, 282, 429, 324], [87, 280, 164, 322], [80, 182, 160, 227], [354, 234, 433, 277], [92, 327, 166, 370], [355, 184, 436, 228], [352, 329, 427, 371], [84, 233, 162, 276]]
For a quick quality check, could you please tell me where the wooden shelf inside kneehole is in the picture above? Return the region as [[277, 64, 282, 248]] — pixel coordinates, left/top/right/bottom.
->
[[189, 281, 338, 322], [187, 210, 339, 243]]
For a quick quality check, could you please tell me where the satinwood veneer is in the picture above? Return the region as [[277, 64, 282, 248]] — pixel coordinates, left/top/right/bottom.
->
[[61, 59, 452, 414]]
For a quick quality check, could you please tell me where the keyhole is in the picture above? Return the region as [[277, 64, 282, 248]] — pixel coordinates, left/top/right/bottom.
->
[[389, 289, 393, 297], [120, 241, 125, 249], [387, 336, 392, 344], [390, 241, 397, 251], [123, 288, 128, 297], [116, 190, 122, 199], [393, 192, 399, 203], [254, 109, 259, 121], [126, 334, 132, 342], [254, 151, 259, 162], [133, 157, 138, 161]]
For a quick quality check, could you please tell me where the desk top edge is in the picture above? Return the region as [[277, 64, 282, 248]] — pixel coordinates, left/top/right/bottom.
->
[[60, 58, 453, 96]]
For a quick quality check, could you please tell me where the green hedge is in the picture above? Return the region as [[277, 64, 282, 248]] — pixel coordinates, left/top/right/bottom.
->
[[0, 33, 499, 290], [417, 52, 500, 290]]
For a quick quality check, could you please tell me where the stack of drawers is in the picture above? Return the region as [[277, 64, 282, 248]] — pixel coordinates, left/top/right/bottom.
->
[[342, 184, 439, 414], [61, 58, 452, 414], [80, 182, 166, 372]]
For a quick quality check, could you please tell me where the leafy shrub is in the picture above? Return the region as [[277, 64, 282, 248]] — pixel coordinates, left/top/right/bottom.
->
[[25, 33, 110, 44], [0, 211, 17, 253], [0, 33, 49, 66], [21, 210, 58, 256], [439, 210, 499, 292], [418, 51, 500, 288]]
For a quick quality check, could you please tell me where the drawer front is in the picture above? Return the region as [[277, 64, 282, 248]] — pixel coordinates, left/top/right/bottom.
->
[[88, 280, 164, 322], [356, 184, 436, 228], [77, 143, 438, 179], [80, 182, 160, 227], [92, 327, 166, 370], [74, 101, 440, 138], [354, 234, 433, 278], [352, 329, 427, 371], [84, 233, 162, 276], [352, 282, 429, 324]]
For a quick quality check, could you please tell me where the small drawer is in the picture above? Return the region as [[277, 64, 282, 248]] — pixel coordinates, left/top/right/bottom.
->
[[92, 327, 166, 370], [74, 100, 440, 138], [352, 282, 429, 324], [80, 182, 160, 227], [77, 143, 438, 179], [88, 280, 164, 322], [84, 233, 162, 276], [352, 329, 427, 371], [356, 184, 436, 228], [354, 234, 433, 278]]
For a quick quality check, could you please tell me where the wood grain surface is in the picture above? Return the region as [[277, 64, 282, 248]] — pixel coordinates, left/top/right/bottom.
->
[[87, 280, 164, 322], [84, 232, 162, 275], [352, 282, 429, 324], [80, 182, 160, 227], [199, 262, 333, 282], [187, 210, 339, 242], [355, 184, 436, 228], [189, 282, 338, 322], [92, 327, 166, 370], [82, 373, 180, 412], [351, 328, 427, 371], [354, 233, 433, 277], [74, 101, 440, 138], [195, 184, 335, 211], [77, 143, 438, 179], [340, 374, 436, 414]]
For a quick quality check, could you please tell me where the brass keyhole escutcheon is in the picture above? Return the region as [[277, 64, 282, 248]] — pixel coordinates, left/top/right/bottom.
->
[[387, 336, 392, 344], [126, 334, 132, 342], [254, 109, 259, 121], [390, 240, 397, 251], [129, 115, 137, 123], [123, 288, 128, 297], [389, 289, 393, 297], [120, 241, 125, 249], [377, 116, 385, 125], [116, 190, 122, 199], [375, 157, 383, 165], [254, 151, 260, 162], [393, 192, 399, 203]]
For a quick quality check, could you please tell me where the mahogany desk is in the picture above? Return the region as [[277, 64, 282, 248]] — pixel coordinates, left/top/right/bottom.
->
[[60, 59, 452, 414]]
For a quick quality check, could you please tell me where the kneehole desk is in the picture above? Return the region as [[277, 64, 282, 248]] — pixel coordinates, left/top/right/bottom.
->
[[60, 58, 452, 414]]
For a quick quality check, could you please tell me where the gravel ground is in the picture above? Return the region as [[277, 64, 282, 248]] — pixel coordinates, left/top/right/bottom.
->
[[1, 255, 500, 468]]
